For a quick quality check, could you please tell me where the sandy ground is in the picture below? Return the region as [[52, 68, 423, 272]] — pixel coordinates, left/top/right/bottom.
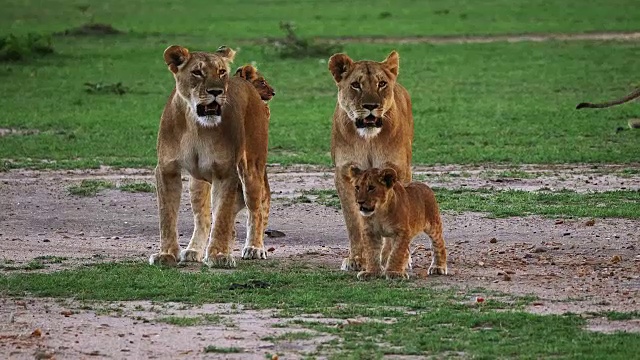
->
[[0, 164, 638, 359]]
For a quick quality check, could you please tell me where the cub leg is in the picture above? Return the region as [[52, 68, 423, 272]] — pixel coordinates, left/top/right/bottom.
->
[[335, 166, 365, 271], [149, 165, 182, 266], [425, 218, 447, 275], [204, 178, 240, 268], [384, 234, 412, 280], [238, 162, 268, 260], [179, 177, 211, 263], [357, 229, 383, 280]]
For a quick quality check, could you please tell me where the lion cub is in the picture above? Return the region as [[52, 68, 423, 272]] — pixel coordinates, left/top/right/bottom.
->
[[234, 65, 276, 102], [348, 166, 448, 280]]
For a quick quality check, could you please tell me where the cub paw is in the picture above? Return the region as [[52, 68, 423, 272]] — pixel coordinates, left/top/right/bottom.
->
[[356, 271, 381, 281], [149, 253, 177, 267], [428, 265, 448, 275], [179, 249, 203, 263], [204, 253, 237, 268], [340, 257, 364, 271], [385, 271, 410, 280], [242, 246, 268, 260]]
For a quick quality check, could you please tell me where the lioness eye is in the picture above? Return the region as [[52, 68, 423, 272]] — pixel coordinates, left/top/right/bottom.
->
[[350, 82, 360, 90], [219, 69, 227, 76], [354, 186, 360, 191], [191, 70, 203, 77], [368, 186, 375, 192], [378, 81, 387, 88], [260, 80, 266, 85]]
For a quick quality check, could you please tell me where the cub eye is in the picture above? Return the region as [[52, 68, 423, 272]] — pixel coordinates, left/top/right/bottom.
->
[[350, 82, 361, 90], [219, 69, 227, 76], [368, 185, 375, 192], [260, 80, 266, 85], [378, 81, 387, 88], [354, 186, 360, 191], [191, 70, 203, 77]]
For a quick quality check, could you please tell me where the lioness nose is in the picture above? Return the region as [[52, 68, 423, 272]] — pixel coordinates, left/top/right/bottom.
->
[[363, 103, 379, 111], [207, 89, 223, 96]]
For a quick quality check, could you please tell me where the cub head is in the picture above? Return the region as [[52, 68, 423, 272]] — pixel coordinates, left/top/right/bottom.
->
[[234, 65, 276, 102], [328, 51, 400, 139], [163, 45, 236, 126], [348, 166, 398, 217]]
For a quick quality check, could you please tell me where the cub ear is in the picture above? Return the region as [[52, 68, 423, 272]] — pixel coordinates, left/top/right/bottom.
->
[[163, 45, 190, 74], [380, 168, 397, 188], [382, 50, 399, 77], [328, 53, 354, 84], [347, 164, 363, 181], [235, 65, 257, 81], [215, 45, 236, 62]]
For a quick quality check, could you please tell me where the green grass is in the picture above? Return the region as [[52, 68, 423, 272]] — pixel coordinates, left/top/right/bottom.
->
[[292, 188, 640, 218], [119, 182, 155, 193], [156, 314, 226, 327], [600, 311, 640, 321], [0, 262, 638, 359], [2, 0, 639, 39], [203, 345, 243, 354], [0, 2, 639, 169], [68, 179, 114, 196]]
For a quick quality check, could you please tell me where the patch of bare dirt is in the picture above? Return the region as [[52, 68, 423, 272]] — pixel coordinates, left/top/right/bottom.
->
[[0, 164, 638, 357], [0, 128, 40, 137], [312, 31, 640, 45], [55, 23, 123, 36]]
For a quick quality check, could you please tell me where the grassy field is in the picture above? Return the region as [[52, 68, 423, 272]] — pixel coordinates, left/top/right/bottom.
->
[[2, 262, 639, 359], [1, 1, 639, 169]]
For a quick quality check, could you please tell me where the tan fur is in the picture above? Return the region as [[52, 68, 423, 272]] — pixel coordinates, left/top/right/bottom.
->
[[348, 167, 447, 280], [234, 65, 276, 102], [576, 87, 640, 109], [149, 45, 270, 268], [328, 51, 414, 271]]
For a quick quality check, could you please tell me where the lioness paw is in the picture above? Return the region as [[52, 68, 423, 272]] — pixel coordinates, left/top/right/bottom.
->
[[242, 246, 268, 260], [204, 253, 237, 268], [428, 265, 448, 275], [356, 271, 381, 281], [385, 271, 410, 280], [179, 249, 203, 263], [341, 257, 364, 271], [149, 253, 178, 267]]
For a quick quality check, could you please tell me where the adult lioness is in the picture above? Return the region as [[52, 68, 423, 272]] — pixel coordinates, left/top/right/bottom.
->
[[348, 166, 447, 280], [328, 51, 413, 271], [149, 45, 270, 268]]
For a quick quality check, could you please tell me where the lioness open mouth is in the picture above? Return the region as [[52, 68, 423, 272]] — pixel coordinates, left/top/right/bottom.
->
[[196, 102, 222, 117], [359, 205, 375, 213], [355, 114, 383, 128]]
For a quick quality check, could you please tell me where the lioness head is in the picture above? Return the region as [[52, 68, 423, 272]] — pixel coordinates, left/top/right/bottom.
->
[[163, 45, 236, 127], [328, 51, 400, 139], [349, 166, 398, 217], [235, 65, 276, 102]]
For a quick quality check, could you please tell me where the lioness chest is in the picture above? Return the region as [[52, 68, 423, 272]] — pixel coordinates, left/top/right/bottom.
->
[[179, 130, 237, 183]]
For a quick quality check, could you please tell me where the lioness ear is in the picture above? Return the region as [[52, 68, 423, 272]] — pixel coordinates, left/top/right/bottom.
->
[[235, 65, 257, 81], [215, 45, 236, 62], [163, 45, 190, 74], [328, 53, 354, 84], [382, 50, 399, 77], [380, 168, 397, 188]]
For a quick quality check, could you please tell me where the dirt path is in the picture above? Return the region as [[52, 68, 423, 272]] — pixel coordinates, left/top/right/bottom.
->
[[0, 165, 638, 359], [311, 31, 640, 44]]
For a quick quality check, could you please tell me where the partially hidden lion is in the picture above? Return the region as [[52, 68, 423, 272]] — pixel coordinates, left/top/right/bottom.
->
[[348, 166, 448, 280], [576, 87, 640, 109], [328, 50, 414, 271], [149, 45, 270, 268], [235, 65, 276, 102]]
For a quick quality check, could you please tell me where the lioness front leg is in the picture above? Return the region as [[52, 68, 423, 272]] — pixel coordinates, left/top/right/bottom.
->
[[335, 167, 366, 271], [179, 177, 211, 263], [149, 165, 182, 266], [425, 220, 448, 275], [204, 179, 239, 268], [238, 164, 268, 260], [384, 235, 411, 280], [357, 230, 383, 280]]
